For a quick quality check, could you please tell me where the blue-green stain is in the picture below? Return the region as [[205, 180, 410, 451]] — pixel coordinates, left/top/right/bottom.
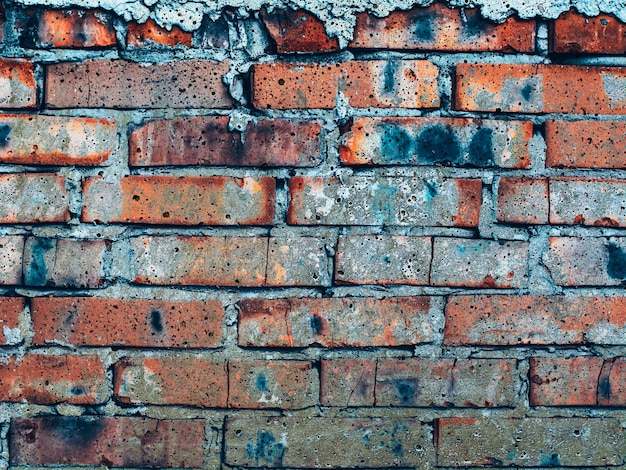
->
[[70, 386, 86, 396], [507, 451, 516, 460], [598, 369, 611, 401], [245, 430, 284, 465], [44, 416, 105, 447], [379, 123, 414, 163], [461, 9, 489, 37], [256, 373, 270, 392], [468, 127, 495, 167], [412, 9, 435, 41], [458, 245, 467, 254], [416, 124, 461, 164], [540, 453, 561, 467], [388, 423, 407, 457], [383, 61, 398, 93], [394, 378, 418, 405], [372, 184, 397, 223], [25, 238, 54, 286], [310, 314, 323, 335], [607, 243, 626, 279], [521, 83, 534, 101], [150, 310, 163, 333], [424, 181, 438, 201], [0, 125, 11, 147]]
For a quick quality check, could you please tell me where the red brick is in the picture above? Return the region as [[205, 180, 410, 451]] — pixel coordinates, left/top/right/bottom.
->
[[127, 19, 192, 47], [261, 9, 339, 53], [82, 176, 275, 225], [130, 236, 329, 287], [18, 9, 116, 48], [320, 359, 376, 406], [238, 296, 438, 347], [288, 177, 481, 227], [0, 355, 106, 405], [550, 178, 626, 227], [31, 297, 223, 348], [544, 237, 626, 286], [497, 177, 549, 224], [0, 297, 25, 345], [340, 117, 532, 168], [130, 116, 322, 167], [351, 4, 535, 52], [0, 115, 116, 165], [10, 416, 204, 467], [546, 120, 626, 168], [252, 60, 439, 109], [551, 9, 626, 54], [46, 60, 232, 109], [0, 174, 68, 223], [0, 59, 36, 108], [444, 295, 626, 346], [375, 358, 518, 407], [23, 238, 106, 288], [114, 357, 227, 407], [431, 238, 529, 288], [456, 63, 626, 114], [228, 360, 318, 409], [530, 357, 626, 406], [0, 237, 25, 286]]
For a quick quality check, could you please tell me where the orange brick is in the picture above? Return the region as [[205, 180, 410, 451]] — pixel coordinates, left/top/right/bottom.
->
[[0, 115, 115, 165], [551, 9, 626, 54], [261, 9, 339, 53], [0, 59, 36, 109], [252, 60, 439, 109], [0, 355, 106, 405], [18, 9, 116, 48], [497, 177, 549, 224], [0, 297, 25, 345], [114, 357, 227, 407], [82, 176, 275, 225], [127, 19, 193, 47], [456, 63, 626, 114], [0, 174, 69, 224], [444, 295, 626, 346], [545, 120, 626, 168], [31, 297, 223, 348], [351, 4, 535, 52], [228, 360, 318, 409]]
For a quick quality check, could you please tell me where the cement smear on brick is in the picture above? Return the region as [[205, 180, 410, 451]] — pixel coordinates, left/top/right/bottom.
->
[[10, 0, 626, 46]]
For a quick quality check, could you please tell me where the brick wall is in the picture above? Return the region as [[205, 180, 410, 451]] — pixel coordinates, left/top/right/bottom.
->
[[1, 2, 626, 468]]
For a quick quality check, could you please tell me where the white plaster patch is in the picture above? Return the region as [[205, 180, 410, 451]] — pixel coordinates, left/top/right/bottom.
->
[[2, 326, 20, 345]]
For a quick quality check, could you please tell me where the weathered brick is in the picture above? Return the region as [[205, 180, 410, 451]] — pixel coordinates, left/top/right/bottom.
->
[[336, 236, 432, 285], [82, 176, 275, 225], [376, 358, 518, 408], [228, 360, 318, 409], [0, 237, 24, 286], [543, 236, 626, 286], [0, 297, 25, 345], [46, 60, 232, 109], [350, 4, 535, 52], [551, 9, 626, 54], [545, 120, 626, 168], [114, 357, 227, 407], [437, 417, 625, 467], [0, 59, 36, 108], [320, 359, 376, 406], [340, 117, 532, 168], [431, 238, 529, 288], [0, 114, 116, 165], [252, 60, 439, 109], [18, 9, 116, 48], [444, 295, 626, 346], [261, 9, 339, 53], [129, 116, 322, 167], [0, 174, 69, 223], [10, 416, 204, 467], [0, 3, 5, 43], [127, 19, 192, 48], [239, 297, 438, 347], [31, 297, 223, 347], [0, 354, 106, 405], [225, 416, 435, 468], [497, 177, 549, 224], [456, 63, 626, 114], [130, 236, 328, 287], [289, 177, 481, 227], [23, 238, 106, 288], [530, 357, 626, 406], [550, 178, 626, 227]]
